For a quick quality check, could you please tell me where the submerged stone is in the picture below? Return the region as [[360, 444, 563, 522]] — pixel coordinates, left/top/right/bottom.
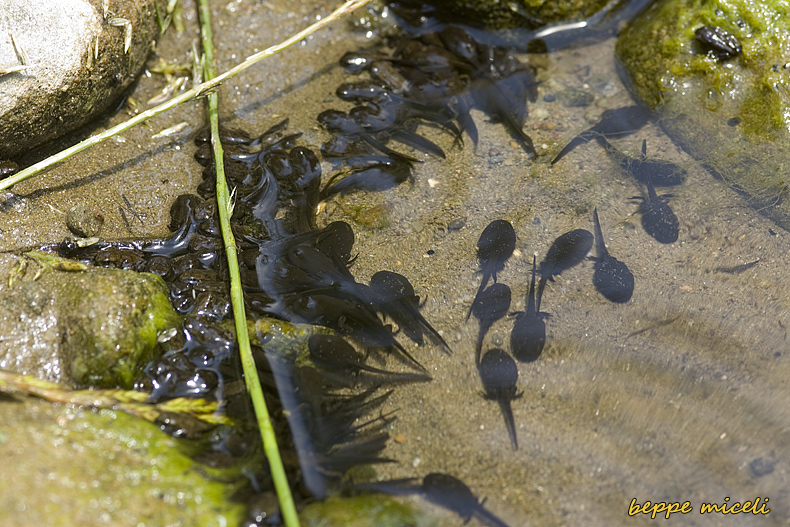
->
[[0, 0, 160, 158], [414, 0, 613, 29], [0, 255, 179, 388], [0, 398, 245, 527], [616, 0, 790, 230], [301, 494, 452, 527]]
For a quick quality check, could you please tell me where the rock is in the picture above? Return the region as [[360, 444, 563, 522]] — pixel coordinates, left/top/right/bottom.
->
[[0, 398, 246, 527], [66, 203, 105, 238], [301, 494, 453, 527], [413, 0, 612, 29], [556, 86, 595, 108], [0, 254, 179, 388], [0, 0, 160, 159], [616, 0, 790, 230]]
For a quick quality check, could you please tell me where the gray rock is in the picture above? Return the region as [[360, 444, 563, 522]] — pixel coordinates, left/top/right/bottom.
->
[[66, 203, 105, 237], [0, 254, 179, 388], [0, 0, 160, 158]]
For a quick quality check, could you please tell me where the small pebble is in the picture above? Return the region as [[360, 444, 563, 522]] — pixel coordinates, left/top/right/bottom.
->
[[66, 204, 105, 238], [448, 219, 465, 231], [557, 87, 595, 108], [0, 160, 19, 178]]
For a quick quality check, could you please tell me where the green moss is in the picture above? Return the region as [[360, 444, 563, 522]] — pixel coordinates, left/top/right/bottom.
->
[[0, 399, 246, 527], [301, 494, 451, 527], [60, 269, 180, 388], [617, 0, 790, 230], [618, 0, 790, 110], [0, 264, 180, 389], [420, 0, 613, 28]]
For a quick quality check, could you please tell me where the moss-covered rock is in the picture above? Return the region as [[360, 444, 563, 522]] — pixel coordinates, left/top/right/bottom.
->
[[416, 0, 613, 29], [0, 255, 179, 388], [616, 0, 790, 229], [301, 494, 453, 527], [0, 398, 245, 527]]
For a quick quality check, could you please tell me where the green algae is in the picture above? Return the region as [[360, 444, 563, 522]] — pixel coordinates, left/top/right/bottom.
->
[[64, 269, 180, 388], [616, 0, 790, 229], [420, 0, 614, 28], [301, 494, 453, 527], [0, 259, 180, 389], [0, 398, 245, 527]]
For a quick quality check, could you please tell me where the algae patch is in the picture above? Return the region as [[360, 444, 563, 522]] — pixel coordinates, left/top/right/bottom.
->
[[417, 0, 614, 29], [0, 398, 245, 527], [0, 255, 179, 388], [301, 494, 453, 527], [616, 0, 790, 229]]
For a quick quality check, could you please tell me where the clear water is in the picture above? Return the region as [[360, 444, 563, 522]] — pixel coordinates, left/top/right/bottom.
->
[[7, 0, 790, 525], [266, 10, 790, 527]]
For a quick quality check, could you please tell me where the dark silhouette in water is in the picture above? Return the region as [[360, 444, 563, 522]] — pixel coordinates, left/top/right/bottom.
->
[[307, 334, 431, 385], [357, 472, 513, 527], [467, 219, 516, 321], [601, 137, 686, 187], [591, 209, 634, 303], [632, 178, 679, 244], [536, 228, 594, 312], [470, 282, 512, 365], [437, 27, 539, 157], [510, 255, 547, 363], [551, 105, 653, 165], [367, 270, 452, 354], [478, 348, 521, 450]]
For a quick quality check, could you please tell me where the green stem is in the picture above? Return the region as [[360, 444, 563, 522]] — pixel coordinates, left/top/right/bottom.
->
[[197, 3, 301, 527], [0, 0, 372, 193]]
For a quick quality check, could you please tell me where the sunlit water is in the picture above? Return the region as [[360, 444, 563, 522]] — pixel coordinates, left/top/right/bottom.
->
[[8, 0, 789, 524], [259, 17, 790, 527]]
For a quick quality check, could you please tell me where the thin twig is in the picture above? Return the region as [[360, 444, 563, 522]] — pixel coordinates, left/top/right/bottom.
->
[[0, 0, 373, 192], [198, 2, 301, 527]]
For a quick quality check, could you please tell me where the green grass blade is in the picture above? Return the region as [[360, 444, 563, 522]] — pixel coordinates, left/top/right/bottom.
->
[[197, 2, 300, 526]]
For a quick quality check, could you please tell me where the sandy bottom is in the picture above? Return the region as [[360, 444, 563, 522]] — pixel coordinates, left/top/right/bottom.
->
[[3, 1, 789, 526]]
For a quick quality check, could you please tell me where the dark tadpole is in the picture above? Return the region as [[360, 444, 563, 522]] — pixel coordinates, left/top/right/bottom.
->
[[422, 473, 513, 527], [601, 138, 686, 187], [308, 334, 431, 384], [551, 105, 653, 165], [536, 228, 594, 312], [470, 283, 511, 365], [632, 178, 679, 244], [591, 209, 634, 303], [368, 270, 452, 354], [510, 255, 547, 363], [478, 348, 521, 450], [467, 219, 516, 321], [321, 156, 413, 199], [356, 472, 513, 527], [315, 221, 356, 268], [288, 292, 428, 373], [695, 25, 742, 61]]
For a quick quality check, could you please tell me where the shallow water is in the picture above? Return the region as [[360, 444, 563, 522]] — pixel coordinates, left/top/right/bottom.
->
[[4, 1, 790, 526]]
